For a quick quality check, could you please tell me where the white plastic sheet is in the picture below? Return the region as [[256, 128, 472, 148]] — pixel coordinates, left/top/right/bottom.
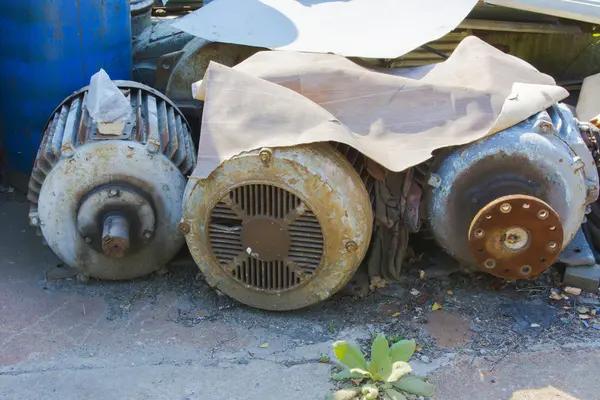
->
[[173, 0, 479, 58], [86, 69, 132, 135]]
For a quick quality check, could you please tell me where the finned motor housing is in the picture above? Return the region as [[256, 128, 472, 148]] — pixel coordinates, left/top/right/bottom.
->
[[28, 81, 196, 280]]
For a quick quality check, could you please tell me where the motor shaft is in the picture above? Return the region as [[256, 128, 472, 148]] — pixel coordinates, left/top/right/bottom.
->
[[101, 213, 130, 259]]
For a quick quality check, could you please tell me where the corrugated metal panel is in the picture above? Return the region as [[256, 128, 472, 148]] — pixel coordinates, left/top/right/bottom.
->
[[389, 32, 468, 68]]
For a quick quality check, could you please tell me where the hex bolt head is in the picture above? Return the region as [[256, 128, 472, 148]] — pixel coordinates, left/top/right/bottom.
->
[[179, 222, 191, 235], [84, 237, 92, 244], [108, 189, 120, 197], [143, 230, 153, 239], [30, 217, 40, 227], [259, 148, 273, 165], [147, 139, 160, 154], [541, 124, 551, 133], [345, 241, 358, 253], [428, 174, 442, 188]]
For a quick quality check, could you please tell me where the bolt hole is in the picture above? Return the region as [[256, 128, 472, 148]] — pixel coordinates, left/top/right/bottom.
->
[[500, 203, 512, 213], [520, 265, 532, 275], [574, 248, 582, 254], [474, 228, 484, 238], [549, 226, 556, 231], [540, 258, 547, 262], [522, 203, 530, 209], [537, 209, 549, 220], [485, 215, 492, 220], [503, 269, 510, 273], [547, 241, 558, 251], [477, 248, 483, 252]]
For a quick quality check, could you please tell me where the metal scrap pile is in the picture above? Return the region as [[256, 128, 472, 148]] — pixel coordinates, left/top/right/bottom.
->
[[13, 0, 600, 311]]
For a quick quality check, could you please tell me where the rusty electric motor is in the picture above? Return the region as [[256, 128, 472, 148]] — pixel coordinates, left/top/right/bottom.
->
[[426, 105, 599, 279], [28, 81, 196, 280], [181, 143, 374, 311]]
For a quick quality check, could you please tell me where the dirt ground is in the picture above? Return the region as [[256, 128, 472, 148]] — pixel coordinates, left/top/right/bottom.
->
[[1, 192, 600, 400]]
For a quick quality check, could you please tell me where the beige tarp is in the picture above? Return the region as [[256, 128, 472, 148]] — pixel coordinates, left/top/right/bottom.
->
[[173, 0, 479, 59], [576, 72, 600, 122], [191, 36, 568, 179]]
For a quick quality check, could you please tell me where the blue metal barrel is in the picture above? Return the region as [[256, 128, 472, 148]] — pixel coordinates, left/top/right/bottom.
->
[[0, 0, 133, 192]]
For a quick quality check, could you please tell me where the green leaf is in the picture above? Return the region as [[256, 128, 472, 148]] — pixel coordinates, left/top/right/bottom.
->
[[367, 334, 393, 381], [333, 341, 368, 370], [331, 368, 370, 381], [394, 376, 436, 397], [389, 339, 416, 363], [384, 389, 408, 400], [327, 388, 361, 400], [386, 361, 412, 382]]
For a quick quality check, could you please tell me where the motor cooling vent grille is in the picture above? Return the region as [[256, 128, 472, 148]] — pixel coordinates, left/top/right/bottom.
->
[[208, 184, 324, 292]]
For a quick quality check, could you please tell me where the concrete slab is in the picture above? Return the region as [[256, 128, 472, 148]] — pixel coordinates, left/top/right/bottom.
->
[[563, 265, 600, 293], [2, 195, 600, 400]]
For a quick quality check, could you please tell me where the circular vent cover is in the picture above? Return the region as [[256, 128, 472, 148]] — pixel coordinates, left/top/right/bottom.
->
[[182, 144, 374, 311], [209, 184, 324, 292]]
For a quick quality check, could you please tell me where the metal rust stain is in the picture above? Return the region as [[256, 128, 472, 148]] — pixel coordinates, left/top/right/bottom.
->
[[468, 194, 564, 279], [31, 81, 194, 281], [182, 143, 373, 310]]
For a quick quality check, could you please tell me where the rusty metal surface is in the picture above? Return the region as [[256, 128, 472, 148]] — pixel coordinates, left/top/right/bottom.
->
[[332, 142, 376, 202], [27, 81, 195, 205], [29, 81, 195, 280], [468, 194, 564, 279], [209, 184, 322, 292], [182, 143, 373, 311], [427, 106, 599, 271], [101, 213, 131, 259], [76, 186, 156, 257]]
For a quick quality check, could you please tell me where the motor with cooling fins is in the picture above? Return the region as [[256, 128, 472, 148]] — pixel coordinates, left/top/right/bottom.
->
[[27, 81, 196, 281]]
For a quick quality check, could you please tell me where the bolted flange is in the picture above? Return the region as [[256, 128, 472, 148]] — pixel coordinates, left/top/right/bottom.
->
[[468, 194, 564, 279]]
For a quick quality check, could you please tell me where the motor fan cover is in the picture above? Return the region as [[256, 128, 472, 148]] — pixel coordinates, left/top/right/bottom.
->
[[182, 143, 373, 311]]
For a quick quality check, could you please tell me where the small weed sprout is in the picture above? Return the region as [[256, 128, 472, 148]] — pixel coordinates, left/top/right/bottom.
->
[[326, 333, 435, 400]]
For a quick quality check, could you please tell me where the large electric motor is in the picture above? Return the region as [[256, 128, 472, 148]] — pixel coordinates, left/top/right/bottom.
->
[[181, 143, 373, 311], [426, 104, 599, 279], [28, 81, 196, 280]]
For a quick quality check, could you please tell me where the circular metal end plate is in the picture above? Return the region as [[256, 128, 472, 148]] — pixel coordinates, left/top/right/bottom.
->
[[182, 144, 374, 311], [468, 194, 563, 279], [38, 141, 187, 280], [209, 184, 323, 292]]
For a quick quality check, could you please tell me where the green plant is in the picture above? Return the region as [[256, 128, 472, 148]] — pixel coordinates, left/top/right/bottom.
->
[[326, 334, 435, 400]]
